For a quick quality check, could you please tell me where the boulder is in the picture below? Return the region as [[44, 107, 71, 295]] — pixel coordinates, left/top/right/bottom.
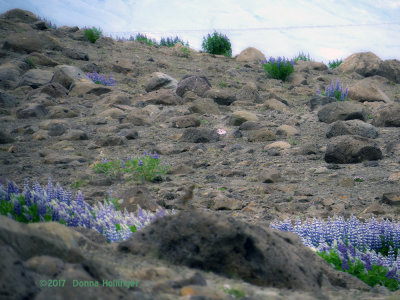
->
[[176, 75, 211, 97], [236, 47, 266, 62], [372, 103, 400, 127], [324, 135, 382, 164], [348, 78, 391, 102], [336, 52, 382, 77], [2, 31, 62, 53], [326, 120, 379, 139], [118, 211, 369, 291], [0, 8, 39, 23], [317, 101, 367, 124], [377, 59, 400, 83], [0, 63, 21, 89], [52, 65, 92, 90], [20, 69, 54, 88], [145, 72, 178, 92]]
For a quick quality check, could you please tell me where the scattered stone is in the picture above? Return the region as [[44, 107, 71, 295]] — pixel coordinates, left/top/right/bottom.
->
[[324, 135, 382, 164], [317, 101, 367, 123], [382, 192, 400, 206], [203, 89, 236, 106], [145, 72, 178, 92], [180, 128, 219, 143], [62, 48, 89, 61], [16, 103, 48, 118], [326, 120, 379, 139], [308, 95, 340, 110], [52, 65, 91, 90], [247, 128, 276, 142], [228, 110, 259, 126], [372, 103, 400, 127], [236, 82, 260, 103], [141, 89, 182, 105], [19, 69, 54, 88], [176, 75, 211, 97]]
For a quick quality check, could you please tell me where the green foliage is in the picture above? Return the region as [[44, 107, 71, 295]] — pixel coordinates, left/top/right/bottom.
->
[[317, 248, 399, 291], [134, 33, 156, 46], [262, 57, 295, 82], [0, 194, 53, 223], [219, 81, 228, 88], [70, 180, 89, 189], [294, 51, 312, 62], [180, 47, 190, 57], [25, 58, 36, 69], [328, 59, 342, 69], [84, 27, 102, 43], [201, 31, 232, 57], [221, 285, 246, 298], [91, 153, 170, 184]]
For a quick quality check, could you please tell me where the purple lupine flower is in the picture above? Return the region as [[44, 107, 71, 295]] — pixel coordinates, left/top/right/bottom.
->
[[24, 189, 32, 206], [344, 87, 349, 99], [56, 183, 63, 202], [150, 152, 159, 159], [14, 199, 21, 215], [37, 201, 47, 218], [52, 207, 60, 221], [138, 159, 143, 166], [120, 159, 125, 168], [64, 188, 72, 206], [386, 267, 398, 279], [336, 79, 340, 91], [143, 150, 149, 156]]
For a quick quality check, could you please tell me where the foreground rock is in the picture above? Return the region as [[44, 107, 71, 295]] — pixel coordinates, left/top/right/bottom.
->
[[119, 211, 369, 291]]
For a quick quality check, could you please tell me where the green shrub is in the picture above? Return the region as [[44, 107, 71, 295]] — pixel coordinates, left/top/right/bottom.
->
[[294, 51, 312, 62], [84, 27, 102, 43], [201, 31, 232, 57], [262, 57, 295, 81]]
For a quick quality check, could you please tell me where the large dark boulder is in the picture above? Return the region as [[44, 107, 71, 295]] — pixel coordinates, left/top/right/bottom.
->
[[118, 211, 369, 291]]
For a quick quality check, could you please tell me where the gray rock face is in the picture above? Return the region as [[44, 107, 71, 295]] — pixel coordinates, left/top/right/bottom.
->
[[180, 128, 219, 143], [52, 65, 91, 90], [176, 75, 211, 97], [377, 59, 400, 83], [308, 95, 337, 111], [372, 103, 400, 127], [317, 101, 367, 123], [203, 89, 236, 106], [0, 63, 21, 89], [20, 69, 54, 88], [145, 72, 178, 92], [118, 211, 369, 291], [326, 120, 379, 139], [2, 31, 62, 53], [336, 52, 382, 77], [324, 135, 382, 164]]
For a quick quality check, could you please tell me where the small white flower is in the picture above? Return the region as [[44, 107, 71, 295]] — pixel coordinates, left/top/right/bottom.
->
[[217, 129, 227, 135]]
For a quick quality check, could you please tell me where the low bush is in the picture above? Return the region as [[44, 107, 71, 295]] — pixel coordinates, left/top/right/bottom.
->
[[160, 36, 188, 47], [328, 59, 343, 69], [133, 33, 157, 46], [201, 31, 232, 57], [294, 51, 312, 62], [261, 56, 295, 81], [84, 27, 102, 43]]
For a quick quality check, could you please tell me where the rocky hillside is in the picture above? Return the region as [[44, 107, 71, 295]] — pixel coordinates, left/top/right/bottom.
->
[[1, 8, 400, 300]]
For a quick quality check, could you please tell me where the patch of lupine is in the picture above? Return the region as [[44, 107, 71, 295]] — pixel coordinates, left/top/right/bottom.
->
[[0, 177, 173, 242], [86, 72, 116, 86], [160, 36, 188, 47], [133, 33, 157, 46], [201, 31, 232, 57], [328, 59, 343, 69], [294, 51, 312, 62], [261, 56, 295, 81], [270, 215, 400, 290], [316, 79, 349, 101]]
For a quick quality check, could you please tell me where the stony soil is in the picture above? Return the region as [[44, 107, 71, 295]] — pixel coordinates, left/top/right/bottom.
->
[[1, 8, 400, 300]]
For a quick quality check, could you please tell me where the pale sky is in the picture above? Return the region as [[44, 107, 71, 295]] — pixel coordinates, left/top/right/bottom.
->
[[1, 0, 399, 63]]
